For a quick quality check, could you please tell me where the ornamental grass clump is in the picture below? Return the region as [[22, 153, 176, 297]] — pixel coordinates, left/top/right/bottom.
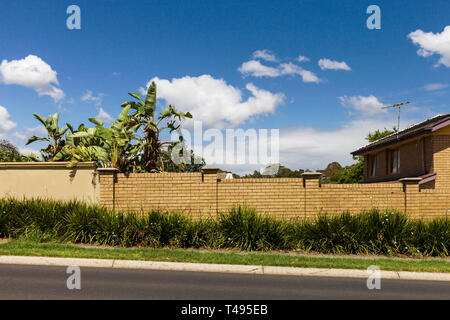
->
[[218, 206, 289, 251], [0, 198, 448, 256]]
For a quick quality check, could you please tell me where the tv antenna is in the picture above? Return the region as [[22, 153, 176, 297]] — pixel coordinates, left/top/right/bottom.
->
[[382, 101, 411, 135]]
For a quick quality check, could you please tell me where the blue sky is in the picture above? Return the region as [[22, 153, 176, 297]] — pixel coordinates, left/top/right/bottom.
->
[[0, 0, 449, 173]]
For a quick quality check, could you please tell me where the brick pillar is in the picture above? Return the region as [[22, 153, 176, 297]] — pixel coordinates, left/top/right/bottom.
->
[[202, 167, 219, 216], [302, 172, 322, 188], [97, 168, 119, 210], [302, 172, 322, 218], [399, 177, 422, 218]]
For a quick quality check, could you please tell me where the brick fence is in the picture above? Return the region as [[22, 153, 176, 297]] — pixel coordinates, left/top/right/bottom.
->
[[98, 168, 450, 219]]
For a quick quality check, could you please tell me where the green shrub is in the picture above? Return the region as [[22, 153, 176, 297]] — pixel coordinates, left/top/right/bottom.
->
[[0, 198, 448, 256], [219, 207, 288, 250]]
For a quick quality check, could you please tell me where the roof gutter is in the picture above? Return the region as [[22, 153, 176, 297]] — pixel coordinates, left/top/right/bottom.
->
[[351, 128, 431, 156]]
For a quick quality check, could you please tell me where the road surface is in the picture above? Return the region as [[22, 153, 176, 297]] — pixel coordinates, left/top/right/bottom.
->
[[0, 264, 448, 300]]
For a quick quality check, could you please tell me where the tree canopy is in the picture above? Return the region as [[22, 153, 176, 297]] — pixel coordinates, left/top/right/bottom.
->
[[24, 82, 202, 173]]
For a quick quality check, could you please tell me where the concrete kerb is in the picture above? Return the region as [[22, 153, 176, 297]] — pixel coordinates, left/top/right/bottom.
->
[[0, 255, 449, 281]]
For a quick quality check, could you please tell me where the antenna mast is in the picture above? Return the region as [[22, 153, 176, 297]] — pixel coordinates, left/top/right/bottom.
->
[[382, 101, 410, 134]]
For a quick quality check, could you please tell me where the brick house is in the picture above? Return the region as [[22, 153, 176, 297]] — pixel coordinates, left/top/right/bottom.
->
[[351, 113, 450, 189]]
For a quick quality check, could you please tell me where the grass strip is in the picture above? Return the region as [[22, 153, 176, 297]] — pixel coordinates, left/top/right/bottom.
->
[[0, 240, 449, 273]]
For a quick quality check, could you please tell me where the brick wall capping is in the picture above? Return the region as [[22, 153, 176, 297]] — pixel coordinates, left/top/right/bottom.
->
[[399, 177, 423, 184], [0, 161, 96, 170], [97, 167, 119, 174], [301, 172, 323, 179], [202, 166, 220, 174]]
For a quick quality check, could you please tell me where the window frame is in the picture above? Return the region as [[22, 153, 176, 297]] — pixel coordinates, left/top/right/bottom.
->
[[389, 149, 400, 174], [369, 153, 377, 177]]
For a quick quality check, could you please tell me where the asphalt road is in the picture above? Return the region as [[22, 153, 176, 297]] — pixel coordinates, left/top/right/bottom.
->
[[0, 264, 449, 300]]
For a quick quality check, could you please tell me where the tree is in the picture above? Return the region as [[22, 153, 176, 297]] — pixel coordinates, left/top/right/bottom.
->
[[0, 139, 40, 162], [319, 161, 343, 180], [121, 81, 193, 172], [0, 139, 21, 162], [241, 164, 304, 178], [55, 106, 135, 171], [25, 113, 68, 161], [366, 127, 397, 143], [274, 166, 304, 178], [242, 170, 263, 178], [163, 138, 205, 173], [25, 83, 197, 173], [326, 158, 364, 184]]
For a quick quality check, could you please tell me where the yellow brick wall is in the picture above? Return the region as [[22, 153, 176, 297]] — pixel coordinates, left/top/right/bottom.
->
[[99, 171, 449, 219], [217, 178, 305, 219], [417, 188, 450, 219], [433, 135, 450, 188], [99, 172, 217, 219]]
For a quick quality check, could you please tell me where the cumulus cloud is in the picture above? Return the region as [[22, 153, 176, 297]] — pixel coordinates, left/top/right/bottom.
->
[[252, 49, 277, 62], [318, 58, 351, 71], [18, 146, 41, 157], [218, 110, 422, 174], [96, 107, 114, 123], [297, 55, 310, 62], [408, 26, 450, 67], [238, 60, 321, 83], [279, 62, 321, 83], [12, 125, 47, 141], [0, 105, 17, 136], [0, 55, 65, 101], [276, 118, 402, 171], [141, 75, 284, 128], [200, 117, 409, 175], [423, 83, 448, 91], [81, 90, 105, 106], [339, 95, 386, 116], [238, 60, 281, 77]]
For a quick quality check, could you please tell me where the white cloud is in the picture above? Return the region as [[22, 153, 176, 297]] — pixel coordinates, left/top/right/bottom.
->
[[279, 62, 321, 83], [423, 83, 448, 91], [18, 146, 41, 157], [0, 105, 17, 136], [238, 60, 281, 77], [218, 111, 424, 174], [238, 60, 321, 83], [339, 95, 386, 116], [276, 118, 400, 171], [81, 90, 105, 106], [142, 75, 285, 128], [200, 117, 409, 175], [96, 107, 114, 124], [408, 26, 450, 67], [252, 49, 277, 62], [318, 58, 351, 71], [297, 55, 310, 62], [12, 125, 47, 141], [0, 55, 65, 101]]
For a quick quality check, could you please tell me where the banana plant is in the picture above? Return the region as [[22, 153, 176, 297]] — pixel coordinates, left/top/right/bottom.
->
[[25, 113, 69, 161], [121, 81, 192, 172], [56, 105, 136, 172]]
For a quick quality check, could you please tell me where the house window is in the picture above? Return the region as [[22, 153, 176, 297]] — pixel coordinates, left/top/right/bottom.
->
[[389, 149, 400, 174], [370, 154, 377, 177]]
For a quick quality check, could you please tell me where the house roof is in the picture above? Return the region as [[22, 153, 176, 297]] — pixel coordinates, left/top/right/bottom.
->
[[351, 113, 450, 155]]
